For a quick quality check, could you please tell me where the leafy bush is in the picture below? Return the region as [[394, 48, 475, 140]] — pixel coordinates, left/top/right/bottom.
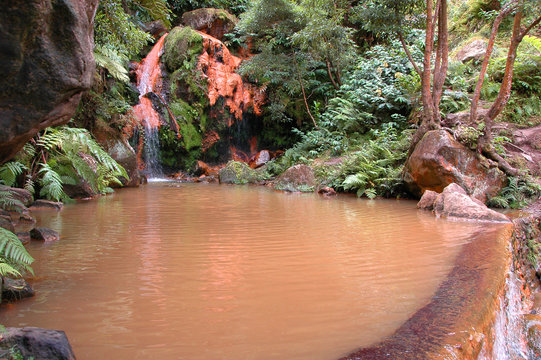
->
[[320, 39, 418, 133]]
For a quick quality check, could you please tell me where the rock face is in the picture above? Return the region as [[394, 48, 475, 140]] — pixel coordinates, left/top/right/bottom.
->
[[274, 164, 316, 192], [455, 39, 488, 63], [418, 183, 510, 222], [181, 8, 237, 41], [404, 130, 505, 202], [0, 327, 76, 360], [0, 0, 99, 163]]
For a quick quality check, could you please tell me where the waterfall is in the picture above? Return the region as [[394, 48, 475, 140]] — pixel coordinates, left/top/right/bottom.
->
[[132, 33, 168, 179]]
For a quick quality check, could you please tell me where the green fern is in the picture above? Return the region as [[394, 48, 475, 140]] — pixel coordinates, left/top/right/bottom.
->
[[38, 164, 66, 202], [0, 162, 27, 187], [0, 188, 25, 213], [0, 228, 34, 278], [94, 45, 130, 83]]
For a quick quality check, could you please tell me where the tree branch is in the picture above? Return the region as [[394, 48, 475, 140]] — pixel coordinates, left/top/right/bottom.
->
[[398, 31, 422, 77]]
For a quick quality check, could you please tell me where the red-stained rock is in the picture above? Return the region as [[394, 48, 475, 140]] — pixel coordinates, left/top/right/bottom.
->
[[181, 8, 237, 41], [404, 130, 505, 203], [249, 150, 271, 169], [194, 160, 221, 177], [318, 186, 337, 196], [433, 183, 510, 222], [417, 190, 439, 210], [0, 0, 99, 163]]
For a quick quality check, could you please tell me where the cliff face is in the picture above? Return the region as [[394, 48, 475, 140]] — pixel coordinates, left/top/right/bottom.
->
[[0, 0, 98, 163]]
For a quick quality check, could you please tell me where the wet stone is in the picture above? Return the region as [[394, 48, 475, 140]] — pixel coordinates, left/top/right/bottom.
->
[[30, 228, 60, 242], [2, 278, 34, 303], [30, 200, 64, 211]]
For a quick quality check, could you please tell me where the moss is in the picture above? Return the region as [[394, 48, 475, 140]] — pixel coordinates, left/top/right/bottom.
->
[[178, 122, 201, 151], [163, 26, 203, 72], [218, 161, 259, 184]]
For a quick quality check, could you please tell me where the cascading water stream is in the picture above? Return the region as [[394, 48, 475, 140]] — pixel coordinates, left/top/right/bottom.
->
[[132, 33, 168, 179]]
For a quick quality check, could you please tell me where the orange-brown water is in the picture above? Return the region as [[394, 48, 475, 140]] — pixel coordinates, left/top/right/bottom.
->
[[0, 183, 487, 359]]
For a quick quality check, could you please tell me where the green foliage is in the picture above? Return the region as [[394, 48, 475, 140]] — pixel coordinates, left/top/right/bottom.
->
[[12, 126, 128, 202], [320, 39, 417, 131], [0, 188, 25, 214], [335, 127, 411, 198], [0, 162, 26, 188], [0, 228, 34, 278], [168, 0, 248, 16], [487, 176, 541, 209], [238, 0, 355, 126]]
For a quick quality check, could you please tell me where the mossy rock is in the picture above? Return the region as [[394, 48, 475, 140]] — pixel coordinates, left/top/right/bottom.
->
[[163, 26, 203, 72], [181, 8, 237, 41], [273, 164, 316, 192], [219, 161, 259, 184]]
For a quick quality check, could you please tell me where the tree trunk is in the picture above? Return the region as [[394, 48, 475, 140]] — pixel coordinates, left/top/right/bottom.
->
[[325, 58, 340, 90], [397, 31, 422, 77], [432, 0, 448, 111], [293, 54, 318, 128], [470, 4, 515, 124]]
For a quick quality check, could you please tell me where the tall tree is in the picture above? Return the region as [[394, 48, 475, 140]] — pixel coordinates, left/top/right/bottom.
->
[[359, 0, 541, 175]]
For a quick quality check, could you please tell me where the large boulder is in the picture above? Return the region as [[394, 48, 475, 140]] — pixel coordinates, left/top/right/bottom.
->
[[103, 138, 140, 187], [0, 0, 99, 163], [0, 327, 76, 360], [404, 130, 505, 203], [419, 183, 510, 222], [219, 161, 258, 184], [181, 8, 238, 41], [163, 26, 204, 73], [273, 164, 316, 192], [455, 39, 488, 63]]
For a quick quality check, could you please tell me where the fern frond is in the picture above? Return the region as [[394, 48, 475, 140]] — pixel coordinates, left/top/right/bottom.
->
[[94, 46, 130, 83], [0, 227, 34, 277], [136, 0, 172, 27], [38, 164, 66, 202], [0, 162, 27, 187]]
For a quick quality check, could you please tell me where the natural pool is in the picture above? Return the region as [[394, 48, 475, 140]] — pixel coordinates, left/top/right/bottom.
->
[[0, 183, 492, 359]]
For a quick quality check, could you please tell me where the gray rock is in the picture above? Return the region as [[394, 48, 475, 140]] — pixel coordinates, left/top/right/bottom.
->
[[274, 164, 315, 192], [0, 327, 75, 360], [30, 200, 64, 211], [455, 39, 488, 63], [2, 278, 34, 303], [181, 8, 238, 41], [30, 227, 60, 242], [433, 183, 510, 222], [0, 0, 99, 163], [219, 161, 258, 184], [102, 138, 139, 187], [0, 185, 33, 207]]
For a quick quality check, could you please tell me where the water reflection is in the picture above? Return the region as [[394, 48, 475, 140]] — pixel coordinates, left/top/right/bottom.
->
[[0, 184, 495, 359]]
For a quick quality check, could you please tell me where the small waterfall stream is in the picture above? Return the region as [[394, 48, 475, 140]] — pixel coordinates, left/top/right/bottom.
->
[[132, 33, 168, 178]]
